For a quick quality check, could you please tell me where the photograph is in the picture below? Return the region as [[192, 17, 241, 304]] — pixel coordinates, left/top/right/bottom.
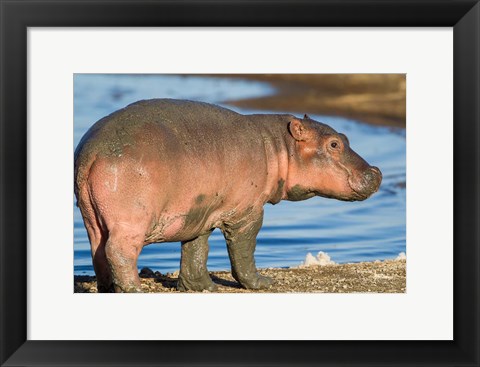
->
[[73, 74, 406, 293]]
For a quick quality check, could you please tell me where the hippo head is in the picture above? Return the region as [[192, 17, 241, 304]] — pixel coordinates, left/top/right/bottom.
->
[[286, 115, 382, 202]]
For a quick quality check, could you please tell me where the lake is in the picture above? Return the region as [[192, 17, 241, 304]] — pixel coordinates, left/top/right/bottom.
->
[[74, 74, 406, 275]]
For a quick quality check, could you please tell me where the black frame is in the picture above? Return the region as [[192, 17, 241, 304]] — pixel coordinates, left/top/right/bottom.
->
[[1, 1, 479, 366]]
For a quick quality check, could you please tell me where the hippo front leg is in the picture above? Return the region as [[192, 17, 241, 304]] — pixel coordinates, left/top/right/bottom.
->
[[177, 231, 218, 292], [223, 213, 273, 290]]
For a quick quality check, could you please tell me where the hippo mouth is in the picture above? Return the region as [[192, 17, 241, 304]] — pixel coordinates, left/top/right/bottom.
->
[[314, 190, 364, 202], [347, 186, 370, 201], [338, 162, 381, 201]]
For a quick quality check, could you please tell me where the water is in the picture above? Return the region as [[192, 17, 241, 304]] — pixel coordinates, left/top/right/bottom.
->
[[74, 74, 406, 275]]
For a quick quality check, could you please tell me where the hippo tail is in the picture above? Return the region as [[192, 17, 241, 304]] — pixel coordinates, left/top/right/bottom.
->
[[74, 142, 106, 243], [74, 147, 109, 266], [74, 115, 109, 204], [74, 138, 95, 207]]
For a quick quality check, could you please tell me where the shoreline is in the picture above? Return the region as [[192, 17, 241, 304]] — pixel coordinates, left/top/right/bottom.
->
[[74, 259, 406, 293], [211, 74, 406, 128]]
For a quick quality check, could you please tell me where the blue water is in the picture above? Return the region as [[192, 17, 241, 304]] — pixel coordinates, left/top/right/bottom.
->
[[74, 74, 406, 275]]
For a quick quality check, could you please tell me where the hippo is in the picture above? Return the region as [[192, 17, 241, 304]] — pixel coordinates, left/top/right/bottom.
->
[[74, 99, 382, 292]]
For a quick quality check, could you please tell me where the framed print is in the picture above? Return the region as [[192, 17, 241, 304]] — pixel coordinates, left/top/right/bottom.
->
[[1, 1, 479, 366]]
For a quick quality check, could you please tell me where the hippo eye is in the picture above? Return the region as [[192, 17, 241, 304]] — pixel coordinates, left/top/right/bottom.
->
[[330, 142, 338, 148]]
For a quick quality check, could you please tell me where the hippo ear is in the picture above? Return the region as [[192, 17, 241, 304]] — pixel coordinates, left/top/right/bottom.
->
[[304, 114, 310, 119], [289, 118, 311, 141]]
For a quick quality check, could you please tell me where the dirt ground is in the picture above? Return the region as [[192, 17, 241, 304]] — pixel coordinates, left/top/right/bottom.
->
[[74, 259, 406, 294], [216, 74, 406, 128]]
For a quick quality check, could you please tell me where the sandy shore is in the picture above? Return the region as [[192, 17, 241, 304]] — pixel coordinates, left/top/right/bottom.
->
[[214, 74, 406, 128], [74, 259, 405, 293]]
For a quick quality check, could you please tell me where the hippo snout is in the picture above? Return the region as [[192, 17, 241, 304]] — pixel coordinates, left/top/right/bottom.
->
[[348, 166, 382, 201], [366, 166, 382, 185], [360, 166, 382, 198]]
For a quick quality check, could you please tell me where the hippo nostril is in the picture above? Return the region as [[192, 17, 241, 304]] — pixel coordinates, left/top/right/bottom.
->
[[369, 166, 382, 176], [366, 167, 382, 183]]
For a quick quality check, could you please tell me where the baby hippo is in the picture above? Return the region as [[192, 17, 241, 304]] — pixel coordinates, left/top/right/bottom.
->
[[74, 99, 382, 292]]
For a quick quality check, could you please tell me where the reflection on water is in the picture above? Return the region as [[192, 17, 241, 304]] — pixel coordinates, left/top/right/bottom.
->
[[74, 74, 406, 274]]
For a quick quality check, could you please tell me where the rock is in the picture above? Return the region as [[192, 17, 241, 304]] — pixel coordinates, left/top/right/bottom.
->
[[139, 267, 155, 278], [295, 251, 337, 268]]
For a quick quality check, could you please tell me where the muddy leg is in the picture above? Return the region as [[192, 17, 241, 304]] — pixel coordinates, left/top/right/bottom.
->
[[104, 230, 143, 293], [178, 231, 217, 292], [92, 240, 114, 293], [83, 219, 113, 293], [223, 213, 273, 290]]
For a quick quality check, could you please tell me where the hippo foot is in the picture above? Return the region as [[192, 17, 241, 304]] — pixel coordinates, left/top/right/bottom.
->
[[177, 274, 218, 292], [97, 283, 115, 293], [234, 273, 274, 290], [113, 282, 142, 293]]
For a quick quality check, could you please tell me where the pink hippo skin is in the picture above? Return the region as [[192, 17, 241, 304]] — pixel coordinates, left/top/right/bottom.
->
[[74, 99, 382, 292]]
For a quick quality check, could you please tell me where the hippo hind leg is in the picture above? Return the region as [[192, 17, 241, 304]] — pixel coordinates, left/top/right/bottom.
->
[[178, 230, 218, 292], [85, 227, 113, 292], [222, 212, 273, 290], [78, 194, 113, 292], [91, 236, 114, 293], [105, 227, 144, 293]]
